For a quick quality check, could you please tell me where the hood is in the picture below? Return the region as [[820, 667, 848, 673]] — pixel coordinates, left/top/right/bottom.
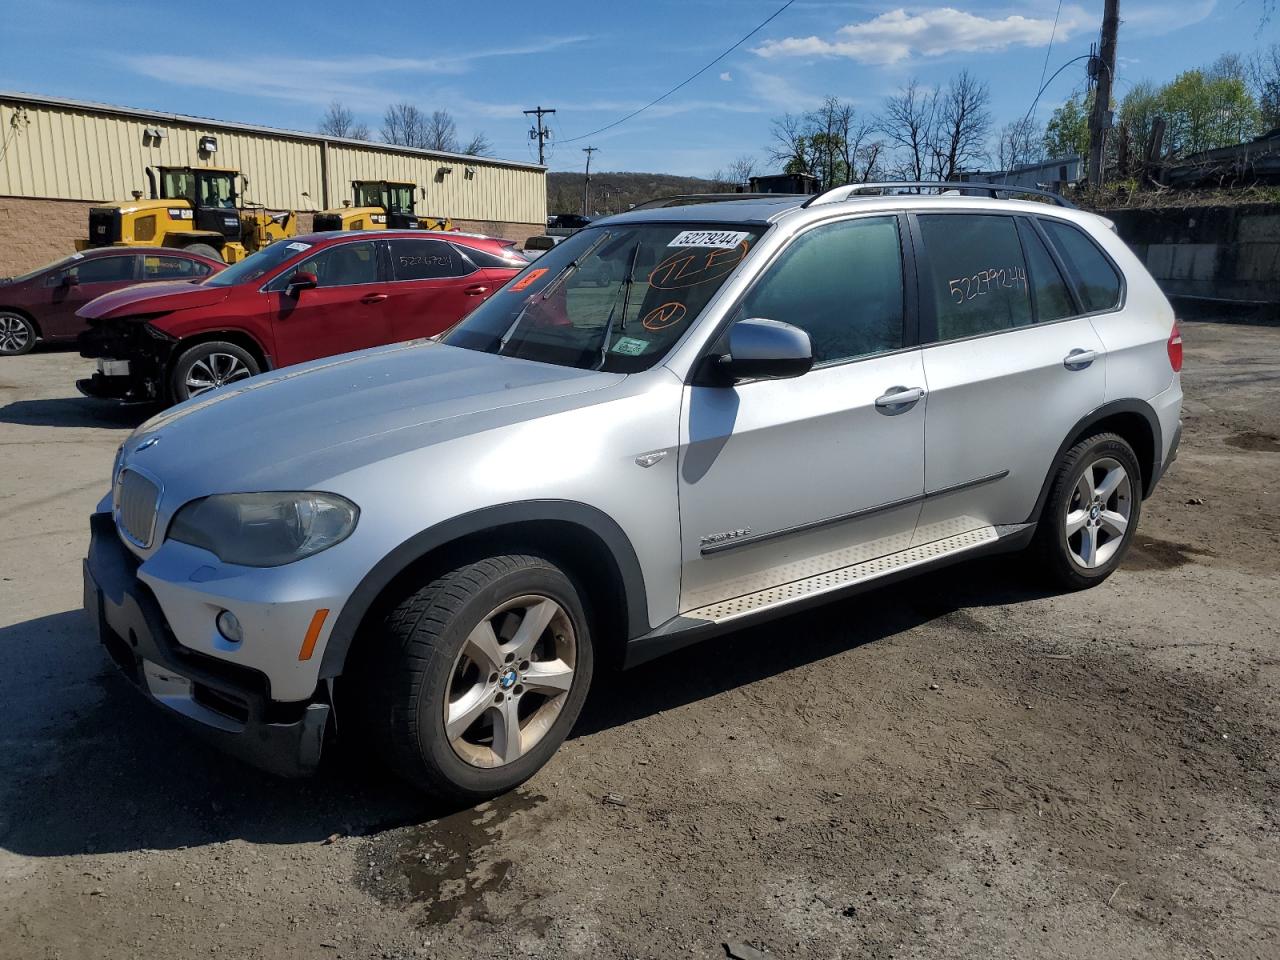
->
[[77, 281, 230, 320], [123, 340, 623, 492]]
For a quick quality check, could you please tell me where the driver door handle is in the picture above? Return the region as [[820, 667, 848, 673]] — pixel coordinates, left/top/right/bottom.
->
[[464, 284, 490, 296], [875, 386, 926, 412], [1063, 348, 1097, 370], [360, 293, 388, 304]]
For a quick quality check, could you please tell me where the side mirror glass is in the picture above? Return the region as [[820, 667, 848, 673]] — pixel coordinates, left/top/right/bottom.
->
[[61, 272, 79, 287], [715, 318, 813, 383], [285, 271, 318, 297]]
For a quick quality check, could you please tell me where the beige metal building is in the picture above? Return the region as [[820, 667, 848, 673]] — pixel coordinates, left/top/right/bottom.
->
[[0, 91, 547, 276]]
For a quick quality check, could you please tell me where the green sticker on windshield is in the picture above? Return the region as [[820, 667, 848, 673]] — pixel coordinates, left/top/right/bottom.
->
[[611, 336, 649, 356]]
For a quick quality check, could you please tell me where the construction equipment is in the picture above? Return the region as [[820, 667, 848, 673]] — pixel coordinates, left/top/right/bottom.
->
[[77, 166, 296, 264], [312, 180, 454, 232]]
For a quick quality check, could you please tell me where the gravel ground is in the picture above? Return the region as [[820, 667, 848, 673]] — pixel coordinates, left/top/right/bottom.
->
[[0, 322, 1276, 960]]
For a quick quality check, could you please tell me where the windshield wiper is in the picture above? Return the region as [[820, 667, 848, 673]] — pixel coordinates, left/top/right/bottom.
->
[[594, 240, 642, 370], [540, 231, 611, 300]]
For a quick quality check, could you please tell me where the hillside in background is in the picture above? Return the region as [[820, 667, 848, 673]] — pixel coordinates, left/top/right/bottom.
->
[[547, 171, 723, 218]]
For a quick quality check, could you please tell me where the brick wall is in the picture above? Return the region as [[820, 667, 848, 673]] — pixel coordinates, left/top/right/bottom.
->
[[0, 196, 544, 276], [0, 196, 97, 277]]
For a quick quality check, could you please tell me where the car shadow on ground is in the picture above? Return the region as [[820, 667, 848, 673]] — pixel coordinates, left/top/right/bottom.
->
[[0, 396, 152, 429], [0, 557, 1052, 859]]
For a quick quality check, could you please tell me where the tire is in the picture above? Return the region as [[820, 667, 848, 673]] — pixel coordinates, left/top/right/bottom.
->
[[0, 311, 37, 356], [347, 554, 595, 802], [1032, 432, 1142, 590], [168, 340, 260, 404], [182, 243, 222, 261]]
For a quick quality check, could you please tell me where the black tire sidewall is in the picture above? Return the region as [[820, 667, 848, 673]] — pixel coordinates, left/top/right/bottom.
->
[[168, 341, 259, 404], [0, 313, 37, 356], [413, 561, 594, 799], [1043, 434, 1143, 587]]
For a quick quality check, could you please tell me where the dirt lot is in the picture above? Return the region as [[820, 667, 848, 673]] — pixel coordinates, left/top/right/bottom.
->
[[0, 323, 1277, 960]]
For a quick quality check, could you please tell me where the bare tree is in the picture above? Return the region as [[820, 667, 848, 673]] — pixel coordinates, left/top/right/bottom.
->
[[996, 117, 1042, 172], [728, 154, 757, 185], [461, 132, 492, 157], [879, 80, 937, 182], [930, 70, 991, 181], [424, 110, 459, 152], [381, 103, 427, 147], [767, 113, 818, 176], [318, 101, 370, 140]]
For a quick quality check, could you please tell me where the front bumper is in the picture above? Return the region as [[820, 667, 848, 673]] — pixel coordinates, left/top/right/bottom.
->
[[83, 512, 329, 777]]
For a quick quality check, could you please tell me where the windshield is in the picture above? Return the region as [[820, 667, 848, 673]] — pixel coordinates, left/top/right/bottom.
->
[[198, 173, 237, 209], [204, 240, 311, 286], [387, 184, 414, 212], [441, 223, 766, 372], [8, 254, 80, 282]]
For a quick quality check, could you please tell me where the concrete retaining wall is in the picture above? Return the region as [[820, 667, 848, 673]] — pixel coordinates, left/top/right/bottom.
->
[[1103, 204, 1280, 305]]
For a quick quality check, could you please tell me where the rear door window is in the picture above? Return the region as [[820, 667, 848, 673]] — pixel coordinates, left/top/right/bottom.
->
[[1039, 219, 1122, 313], [141, 255, 213, 280], [918, 214, 1031, 341], [389, 238, 474, 281], [1016, 219, 1076, 323]]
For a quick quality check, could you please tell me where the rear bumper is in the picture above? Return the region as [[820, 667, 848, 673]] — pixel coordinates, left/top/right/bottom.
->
[[83, 512, 328, 777]]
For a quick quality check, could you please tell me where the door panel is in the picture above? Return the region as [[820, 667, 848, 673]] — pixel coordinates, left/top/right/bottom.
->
[[267, 240, 388, 365], [679, 352, 927, 611], [43, 255, 138, 338], [383, 238, 485, 342]]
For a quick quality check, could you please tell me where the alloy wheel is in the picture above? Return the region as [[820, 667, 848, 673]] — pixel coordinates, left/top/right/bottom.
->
[[184, 352, 253, 396], [443, 594, 577, 769], [1065, 456, 1132, 569], [0, 316, 32, 355]]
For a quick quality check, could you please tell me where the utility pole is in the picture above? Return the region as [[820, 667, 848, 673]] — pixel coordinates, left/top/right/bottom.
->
[[582, 146, 598, 216], [523, 106, 555, 166], [1087, 0, 1119, 188]]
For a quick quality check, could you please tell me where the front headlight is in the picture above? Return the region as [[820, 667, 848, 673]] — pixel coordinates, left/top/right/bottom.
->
[[168, 492, 358, 567]]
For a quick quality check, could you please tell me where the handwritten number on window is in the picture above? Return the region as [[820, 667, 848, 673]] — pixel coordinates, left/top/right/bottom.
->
[[947, 265, 1026, 305]]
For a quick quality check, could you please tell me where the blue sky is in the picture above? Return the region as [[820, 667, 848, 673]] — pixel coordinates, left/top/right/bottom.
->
[[0, 1, 1268, 177]]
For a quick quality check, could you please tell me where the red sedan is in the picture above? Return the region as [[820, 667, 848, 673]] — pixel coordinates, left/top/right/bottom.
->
[[0, 248, 223, 355], [76, 230, 526, 405]]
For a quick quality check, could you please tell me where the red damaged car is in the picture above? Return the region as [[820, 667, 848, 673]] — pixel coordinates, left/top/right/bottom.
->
[[77, 230, 526, 405]]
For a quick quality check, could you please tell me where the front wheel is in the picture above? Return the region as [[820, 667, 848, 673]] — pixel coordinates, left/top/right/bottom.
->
[[348, 554, 594, 802], [182, 243, 222, 261], [168, 341, 260, 404], [1032, 432, 1142, 589], [0, 312, 37, 356]]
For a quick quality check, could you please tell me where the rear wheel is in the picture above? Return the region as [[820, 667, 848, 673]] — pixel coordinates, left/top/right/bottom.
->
[[182, 243, 222, 261], [347, 554, 594, 802], [0, 312, 36, 356], [168, 341, 259, 404], [1033, 432, 1142, 589]]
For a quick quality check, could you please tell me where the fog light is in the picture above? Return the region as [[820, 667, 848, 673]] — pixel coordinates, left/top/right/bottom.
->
[[216, 609, 243, 644]]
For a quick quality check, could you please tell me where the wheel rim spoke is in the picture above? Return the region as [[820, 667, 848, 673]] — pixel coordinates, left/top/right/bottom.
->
[[1065, 509, 1089, 536], [445, 686, 493, 740], [1095, 466, 1126, 502], [1075, 470, 1095, 504], [523, 658, 574, 695], [491, 697, 524, 763], [1099, 509, 1128, 538], [463, 619, 504, 672], [1079, 524, 1099, 567], [510, 598, 558, 658]]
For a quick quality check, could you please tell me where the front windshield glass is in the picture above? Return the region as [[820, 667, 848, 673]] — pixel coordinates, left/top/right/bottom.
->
[[441, 223, 766, 372], [388, 184, 414, 212], [204, 240, 311, 287], [9, 254, 78, 282]]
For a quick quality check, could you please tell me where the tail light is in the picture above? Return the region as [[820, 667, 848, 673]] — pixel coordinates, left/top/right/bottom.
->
[[1167, 322, 1183, 373]]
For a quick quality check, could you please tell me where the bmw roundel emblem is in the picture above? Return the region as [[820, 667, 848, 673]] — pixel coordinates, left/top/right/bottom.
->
[[136, 436, 161, 451]]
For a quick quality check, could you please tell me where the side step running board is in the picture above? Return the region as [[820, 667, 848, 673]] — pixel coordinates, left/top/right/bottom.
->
[[685, 526, 1002, 624]]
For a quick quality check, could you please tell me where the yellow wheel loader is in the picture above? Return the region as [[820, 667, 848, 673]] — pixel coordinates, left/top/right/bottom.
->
[[312, 180, 453, 232], [77, 166, 296, 264]]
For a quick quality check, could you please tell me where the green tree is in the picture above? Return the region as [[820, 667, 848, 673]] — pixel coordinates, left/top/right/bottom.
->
[[1042, 93, 1092, 159], [1159, 70, 1260, 156]]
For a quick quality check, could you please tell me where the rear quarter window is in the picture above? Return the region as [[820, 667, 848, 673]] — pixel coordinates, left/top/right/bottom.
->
[[1039, 219, 1122, 313]]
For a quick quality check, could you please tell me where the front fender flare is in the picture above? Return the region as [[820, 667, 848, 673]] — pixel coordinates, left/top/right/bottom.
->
[[317, 500, 650, 680]]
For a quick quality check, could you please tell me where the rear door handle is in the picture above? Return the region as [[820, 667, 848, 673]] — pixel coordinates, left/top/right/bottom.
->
[[464, 284, 490, 296], [1064, 348, 1097, 370], [360, 293, 388, 304], [875, 386, 926, 412]]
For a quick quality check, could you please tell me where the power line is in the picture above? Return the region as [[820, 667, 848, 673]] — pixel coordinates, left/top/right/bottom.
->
[[1037, 0, 1065, 95], [554, 0, 798, 145]]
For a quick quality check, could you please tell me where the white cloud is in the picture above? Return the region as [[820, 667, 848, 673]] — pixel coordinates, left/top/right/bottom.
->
[[1123, 0, 1215, 36], [719, 71, 733, 82], [753, 6, 1089, 66]]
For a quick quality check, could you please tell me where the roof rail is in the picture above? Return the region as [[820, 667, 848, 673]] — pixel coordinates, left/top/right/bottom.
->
[[629, 192, 804, 211], [801, 181, 1075, 209]]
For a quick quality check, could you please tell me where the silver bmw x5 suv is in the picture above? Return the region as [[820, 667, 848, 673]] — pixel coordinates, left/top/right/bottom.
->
[[84, 184, 1183, 800]]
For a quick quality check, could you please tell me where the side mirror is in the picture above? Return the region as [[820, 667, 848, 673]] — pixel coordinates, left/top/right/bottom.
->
[[61, 273, 79, 287], [714, 318, 813, 383], [285, 271, 318, 297]]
